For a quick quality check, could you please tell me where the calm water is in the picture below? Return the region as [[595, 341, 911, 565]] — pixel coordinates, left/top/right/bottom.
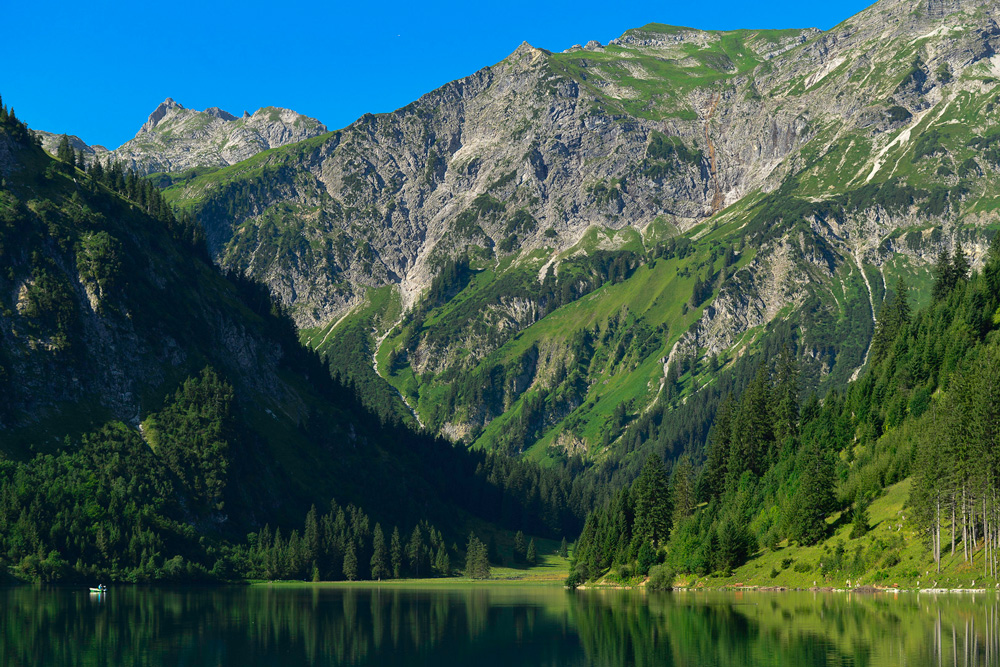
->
[[1, 585, 998, 666]]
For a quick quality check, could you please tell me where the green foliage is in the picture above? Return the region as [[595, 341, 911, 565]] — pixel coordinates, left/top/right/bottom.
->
[[20, 265, 77, 350], [646, 563, 675, 590], [143, 368, 234, 513], [76, 231, 123, 306], [912, 129, 944, 161], [787, 441, 835, 545], [465, 533, 491, 579], [886, 106, 912, 123]]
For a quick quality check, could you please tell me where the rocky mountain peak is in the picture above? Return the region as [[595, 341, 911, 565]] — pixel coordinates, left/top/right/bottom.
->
[[141, 97, 184, 132], [205, 106, 237, 121], [508, 41, 550, 66]]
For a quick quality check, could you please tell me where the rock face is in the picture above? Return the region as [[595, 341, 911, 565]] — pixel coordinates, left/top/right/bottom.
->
[[157, 0, 1000, 451], [34, 130, 111, 164], [170, 0, 998, 326], [39, 99, 328, 174]]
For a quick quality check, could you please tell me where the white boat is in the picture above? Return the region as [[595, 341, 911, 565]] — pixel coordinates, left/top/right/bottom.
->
[[89, 585, 107, 593]]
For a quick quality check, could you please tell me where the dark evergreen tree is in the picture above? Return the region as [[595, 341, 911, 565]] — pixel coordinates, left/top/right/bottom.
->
[[465, 533, 491, 579], [787, 440, 835, 545], [390, 527, 403, 579], [370, 523, 388, 580], [633, 454, 672, 547], [932, 249, 955, 301], [343, 541, 358, 581], [513, 530, 527, 563]]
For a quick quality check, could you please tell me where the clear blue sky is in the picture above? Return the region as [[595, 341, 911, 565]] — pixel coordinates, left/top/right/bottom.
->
[[3, 0, 873, 149]]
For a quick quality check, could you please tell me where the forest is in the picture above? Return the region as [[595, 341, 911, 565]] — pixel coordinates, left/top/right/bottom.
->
[[571, 239, 1000, 584], [0, 109, 595, 583]]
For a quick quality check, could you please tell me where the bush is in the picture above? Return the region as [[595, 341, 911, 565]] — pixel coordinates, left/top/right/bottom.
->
[[646, 563, 674, 591], [565, 568, 586, 589], [793, 561, 813, 573]]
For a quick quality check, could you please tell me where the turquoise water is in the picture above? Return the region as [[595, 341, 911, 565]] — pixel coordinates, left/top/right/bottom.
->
[[1, 585, 998, 666]]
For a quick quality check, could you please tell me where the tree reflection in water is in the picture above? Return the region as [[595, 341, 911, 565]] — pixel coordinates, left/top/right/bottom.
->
[[1, 586, 997, 666]]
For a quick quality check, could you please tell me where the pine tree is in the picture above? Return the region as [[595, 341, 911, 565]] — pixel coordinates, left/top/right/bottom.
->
[[788, 440, 835, 545], [952, 241, 970, 284], [526, 539, 537, 565], [772, 347, 800, 444], [434, 545, 450, 576], [671, 454, 696, 529], [465, 533, 491, 579], [370, 523, 388, 580], [633, 454, 672, 547], [513, 530, 527, 563], [932, 249, 955, 301], [559, 537, 569, 559], [870, 276, 911, 365], [304, 505, 319, 568], [56, 134, 72, 163], [727, 364, 773, 483], [698, 394, 734, 501], [636, 540, 656, 575], [390, 527, 403, 579], [407, 525, 424, 577], [343, 541, 357, 581], [849, 495, 870, 539]]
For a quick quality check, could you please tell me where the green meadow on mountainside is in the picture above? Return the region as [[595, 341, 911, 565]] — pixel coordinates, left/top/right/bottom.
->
[[4, 0, 1000, 588]]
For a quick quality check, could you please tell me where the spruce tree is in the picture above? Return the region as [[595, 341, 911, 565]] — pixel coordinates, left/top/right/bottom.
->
[[526, 539, 537, 565], [559, 537, 569, 559], [304, 505, 319, 567], [56, 134, 72, 163], [788, 440, 835, 545], [670, 454, 696, 528], [390, 527, 403, 579], [465, 533, 491, 579], [407, 525, 424, 577], [633, 454, 672, 547], [343, 541, 357, 581], [370, 524, 388, 580], [932, 249, 955, 301], [514, 530, 527, 563], [952, 241, 970, 284]]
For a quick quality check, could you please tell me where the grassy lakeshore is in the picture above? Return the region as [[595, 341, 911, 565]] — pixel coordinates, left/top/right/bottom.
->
[[584, 477, 999, 593], [257, 478, 999, 592], [251, 543, 574, 587]]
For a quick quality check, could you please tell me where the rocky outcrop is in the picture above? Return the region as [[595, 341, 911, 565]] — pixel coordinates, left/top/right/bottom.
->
[[128, 0, 1000, 446], [39, 99, 328, 174]]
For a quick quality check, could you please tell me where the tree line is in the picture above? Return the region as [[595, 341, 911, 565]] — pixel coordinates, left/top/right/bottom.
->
[[570, 232, 1000, 584]]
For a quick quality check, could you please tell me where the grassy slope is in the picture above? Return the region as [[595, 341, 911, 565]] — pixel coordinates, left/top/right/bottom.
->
[[679, 478, 996, 590]]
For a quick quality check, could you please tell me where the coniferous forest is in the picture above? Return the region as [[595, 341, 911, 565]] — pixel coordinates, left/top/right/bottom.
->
[[570, 240, 1000, 585], [0, 102, 595, 583]]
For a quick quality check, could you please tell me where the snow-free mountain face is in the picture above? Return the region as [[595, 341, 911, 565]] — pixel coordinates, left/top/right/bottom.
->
[[37, 98, 328, 175], [117, 0, 1000, 466]]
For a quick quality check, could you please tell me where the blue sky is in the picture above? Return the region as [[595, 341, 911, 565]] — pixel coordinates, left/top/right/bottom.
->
[[3, 0, 873, 149]]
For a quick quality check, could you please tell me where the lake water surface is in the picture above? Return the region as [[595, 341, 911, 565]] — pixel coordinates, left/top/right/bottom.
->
[[2, 585, 998, 666]]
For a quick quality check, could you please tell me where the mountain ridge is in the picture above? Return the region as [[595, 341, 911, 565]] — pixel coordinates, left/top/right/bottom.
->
[[35, 98, 328, 175], [37, 0, 1000, 471]]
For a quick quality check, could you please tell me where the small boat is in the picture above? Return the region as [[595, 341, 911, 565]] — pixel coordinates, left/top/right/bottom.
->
[[89, 585, 107, 593]]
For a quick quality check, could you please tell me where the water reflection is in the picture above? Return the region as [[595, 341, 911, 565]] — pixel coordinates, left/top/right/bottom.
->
[[0, 586, 997, 666]]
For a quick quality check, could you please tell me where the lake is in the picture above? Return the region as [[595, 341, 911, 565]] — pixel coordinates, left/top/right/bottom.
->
[[1, 584, 998, 666]]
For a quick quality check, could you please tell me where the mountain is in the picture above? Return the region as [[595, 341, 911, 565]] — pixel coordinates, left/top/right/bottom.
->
[[37, 98, 328, 175], [0, 103, 587, 582], [150, 0, 1000, 476]]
